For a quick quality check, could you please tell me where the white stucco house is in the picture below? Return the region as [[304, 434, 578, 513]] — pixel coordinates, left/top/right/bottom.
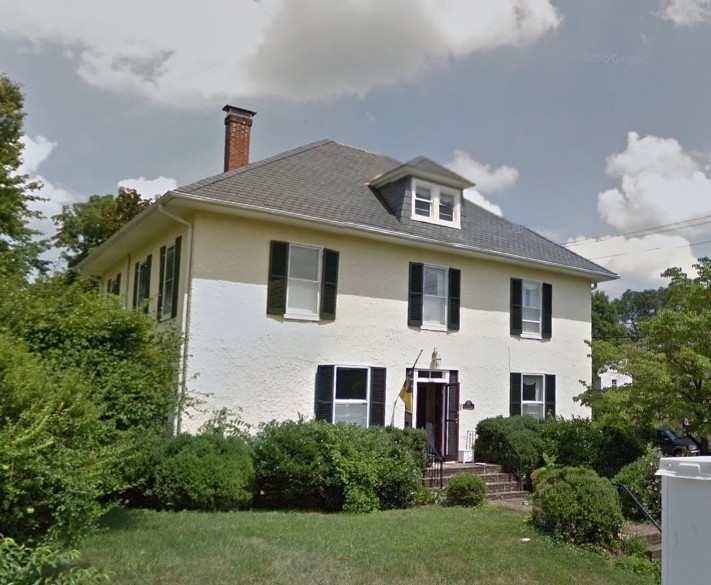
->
[[78, 105, 618, 461]]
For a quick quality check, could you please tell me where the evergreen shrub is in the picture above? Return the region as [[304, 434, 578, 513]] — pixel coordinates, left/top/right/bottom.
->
[[532, 466, 623, 548], [613, 448, 661, 521], [445, 473, 487, 507], [475, 416, 545, 480]]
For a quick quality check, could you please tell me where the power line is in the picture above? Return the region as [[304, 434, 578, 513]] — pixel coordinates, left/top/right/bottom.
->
[[586, 236, 711, 261], [563, 212, 711, 248]]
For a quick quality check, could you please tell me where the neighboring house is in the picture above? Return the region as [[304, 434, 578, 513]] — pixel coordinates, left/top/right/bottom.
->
[[594, 368, 633, 390], [78, 105, 618, 461]]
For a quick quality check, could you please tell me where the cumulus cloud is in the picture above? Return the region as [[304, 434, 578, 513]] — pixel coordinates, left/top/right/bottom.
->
[[598, 132, 711, 238], [0, 0, 562, 107], [445, 149, 520, 217], [660, 0, 711, 26], [118, 176, 177, 198], [568, 234, 697, 296]]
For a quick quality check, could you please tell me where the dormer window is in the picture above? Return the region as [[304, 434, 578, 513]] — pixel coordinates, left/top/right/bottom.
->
[[411, 179, 461, 228]]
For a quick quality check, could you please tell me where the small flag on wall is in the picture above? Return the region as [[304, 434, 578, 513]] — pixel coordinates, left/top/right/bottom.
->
[[398, 350, 423, 413]]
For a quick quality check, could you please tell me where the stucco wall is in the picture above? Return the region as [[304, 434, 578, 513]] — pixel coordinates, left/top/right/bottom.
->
[[181, 211, 592, 440]]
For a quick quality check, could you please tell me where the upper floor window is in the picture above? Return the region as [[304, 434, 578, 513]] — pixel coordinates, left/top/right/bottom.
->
[[510, 278, 552, 339], [267, 241, 339, 321], [411, 179, 461, 228], [158, 236, 182, 321], [408, 262, 460, 331], [133, 255, 152, 312], [106, 273, 121, 296]]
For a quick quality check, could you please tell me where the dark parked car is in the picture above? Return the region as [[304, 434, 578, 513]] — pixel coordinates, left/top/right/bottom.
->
[[653, 428, 700, 456]]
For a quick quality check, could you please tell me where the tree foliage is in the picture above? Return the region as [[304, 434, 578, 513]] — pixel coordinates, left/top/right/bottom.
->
[[0, 75, 44, 277], [591, 290, 628, 342], [53, 188, 151, 267], [579, 258, 711, 446], [613, 287, 668, 339]]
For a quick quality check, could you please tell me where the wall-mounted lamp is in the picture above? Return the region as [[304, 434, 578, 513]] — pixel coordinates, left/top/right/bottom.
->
[[430, 348, 441, 369]]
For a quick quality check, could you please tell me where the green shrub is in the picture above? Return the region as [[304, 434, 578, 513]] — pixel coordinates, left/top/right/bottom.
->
[[613, 448, 661, 521], [475, 416, 545, 480], [148, 433, 254, 511], [614, 555, 661, 585], [384, 426, 428, 474], [531, 466, 623, 548], [0, 537, 111, 585], [252, 420, 420, 513], [414, 484, 434, 506], [445, 473, 487, 507], [542, 417, 645, 478]]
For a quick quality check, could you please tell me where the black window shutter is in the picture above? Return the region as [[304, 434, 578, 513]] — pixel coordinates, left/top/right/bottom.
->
[[369, 367, 386, 426], [545, 374, 556, 417], [447, 268, 461, 331], [510, 278, 522, 335], [171, 237, 182, 318], [267, 241, 289, 315], [133, 261, 140, 308], [143, 255, 152, 313], [158, 245, 166, 317], [114, 273, 121, 296], [315, 365, 335, 422], [510, 372, 522, 416], [542, 283, 552, 339], [320, 248, 339, 320], [408, 262, 423, 327]]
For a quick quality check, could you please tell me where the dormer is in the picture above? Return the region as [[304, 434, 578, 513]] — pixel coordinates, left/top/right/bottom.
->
[[369, 156, 473, 229]]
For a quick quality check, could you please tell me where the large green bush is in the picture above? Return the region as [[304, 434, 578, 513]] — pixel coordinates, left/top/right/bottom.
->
[[252, 420, 422, 513], [542, 417, 644, 478], [0, 537, 110, 585], [475, 416, 544, 480], [532, 466, 623, 548], [146, 433, 254, 511], [445, 473, 487, 507], [613, 448, 661, 521], [0, 332, 127, 544]]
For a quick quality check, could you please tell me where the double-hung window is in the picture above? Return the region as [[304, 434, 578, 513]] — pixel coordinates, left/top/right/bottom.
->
[[408, 262, 460, 331], [106, 273, 121, 296], [133, 255, 152, 311], [411, 179, 461, 228], [315, 365, 386, 427], [267, 241, 339, 320], [158, 236, 182, 321], [510, 373, 556, 420], [510, 278, 552, 339]]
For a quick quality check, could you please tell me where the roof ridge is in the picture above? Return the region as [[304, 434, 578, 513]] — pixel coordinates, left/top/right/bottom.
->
[[179, 138, 335, 192]]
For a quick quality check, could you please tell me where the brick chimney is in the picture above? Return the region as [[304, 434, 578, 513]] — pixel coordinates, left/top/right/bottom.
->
[[223, 105, 256, 172]]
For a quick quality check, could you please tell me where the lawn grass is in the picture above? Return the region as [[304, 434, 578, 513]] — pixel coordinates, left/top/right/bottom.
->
[[79, 505, 653, 585]]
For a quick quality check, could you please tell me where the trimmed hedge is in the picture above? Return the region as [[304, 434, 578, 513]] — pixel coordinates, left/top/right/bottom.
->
[[146, 433, 255, 511], [445, 473, 487, 507], [532, 466, 623, 548], [613, 448, 661, 521], [252, 420, 423, 513], [475, 416, 545, 480]]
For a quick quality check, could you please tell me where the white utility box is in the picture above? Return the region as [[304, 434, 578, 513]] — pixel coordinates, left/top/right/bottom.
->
[[656, 456, 711, 585]]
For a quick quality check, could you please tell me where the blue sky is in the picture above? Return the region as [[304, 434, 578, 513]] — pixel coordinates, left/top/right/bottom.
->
[[2, 0, 711, 296]]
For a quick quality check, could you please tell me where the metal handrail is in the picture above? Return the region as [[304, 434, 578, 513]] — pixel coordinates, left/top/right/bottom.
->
[[424, 440, 444, 490], [614, 482, 662, 533]]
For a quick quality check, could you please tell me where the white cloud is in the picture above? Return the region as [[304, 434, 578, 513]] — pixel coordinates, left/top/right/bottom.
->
[[567, 234, 697, 297], [660, 0, 711, 26], [0, 0, 562, 107], [118, 176, 177, 198], [445, 150, 520, 217], [598, 132, 711, 238], [19, 135, 57, 175], [447, 150, 519, 193]]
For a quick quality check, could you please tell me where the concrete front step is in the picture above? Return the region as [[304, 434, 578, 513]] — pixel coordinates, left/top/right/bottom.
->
[[623, 522, 662, 561], [424, 462, 525, 499]]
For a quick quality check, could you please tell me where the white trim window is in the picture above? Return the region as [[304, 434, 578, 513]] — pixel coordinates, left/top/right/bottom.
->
[[286, 244, 322, 319], [315, 365, 386, 427], [411, 179, 461, 228], [522, 280, 542, 336], [333, 367, 370, 427], [423, 265, 448, 328], [521, 374, 545, 419]]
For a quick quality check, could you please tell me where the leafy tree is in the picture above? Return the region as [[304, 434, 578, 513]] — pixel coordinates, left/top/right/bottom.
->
[[0, 75, 45, 277], [591, 290, 628, 342], [53, 187, 151, 267], [579, 258, 711, 449], [613, 287, 668, 339]]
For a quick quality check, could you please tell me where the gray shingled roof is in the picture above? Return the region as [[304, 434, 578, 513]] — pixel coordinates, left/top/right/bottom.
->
[[176, 140, 616, 280]]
